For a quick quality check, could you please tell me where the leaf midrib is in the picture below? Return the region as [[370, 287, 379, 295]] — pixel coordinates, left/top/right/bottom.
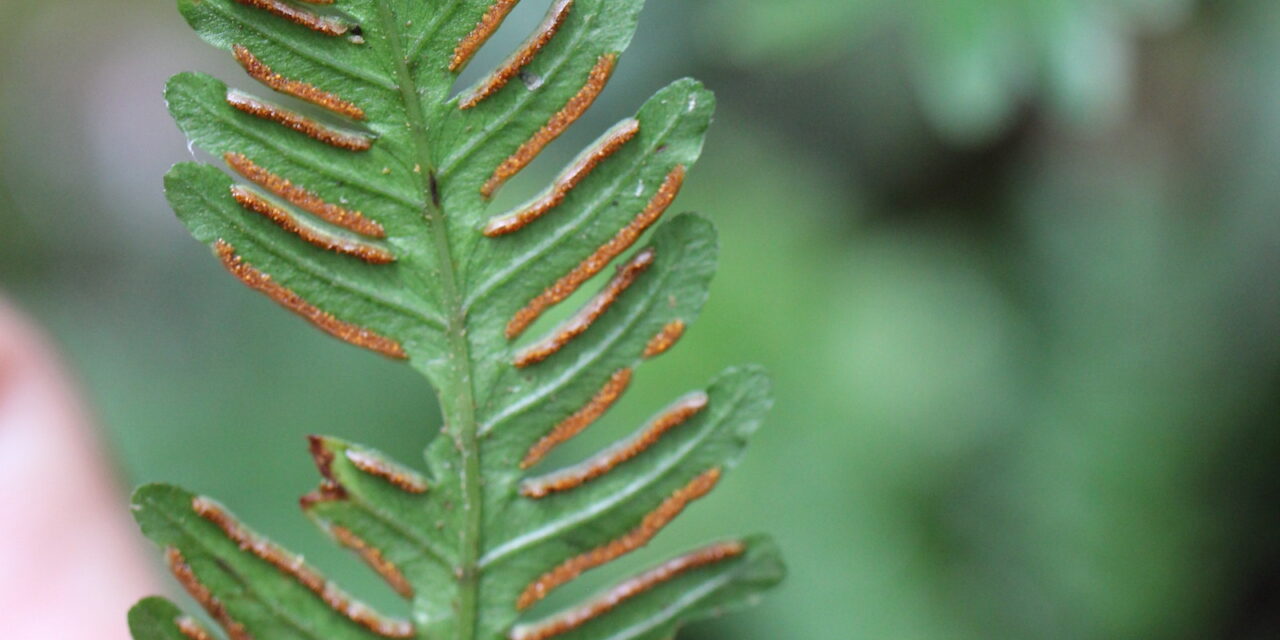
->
[[371, 4, 484, 640]]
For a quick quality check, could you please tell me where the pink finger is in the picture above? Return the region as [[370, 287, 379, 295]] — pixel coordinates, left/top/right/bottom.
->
[[0, 299, 161, 638]]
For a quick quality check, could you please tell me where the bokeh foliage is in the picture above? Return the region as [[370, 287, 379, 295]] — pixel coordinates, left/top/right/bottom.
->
[[708, 0, 1194, 142], [2, 0, 1279, 638]]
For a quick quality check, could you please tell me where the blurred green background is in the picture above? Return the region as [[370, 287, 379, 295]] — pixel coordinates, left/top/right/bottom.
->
[[3, 0, 1279, 637]]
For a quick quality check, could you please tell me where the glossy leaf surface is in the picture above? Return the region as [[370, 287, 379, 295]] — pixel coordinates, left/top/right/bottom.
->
[[131, 1, 783, 639]]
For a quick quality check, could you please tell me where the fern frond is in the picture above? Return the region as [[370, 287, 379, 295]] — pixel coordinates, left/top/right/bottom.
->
[[131, 1, 784, 639]]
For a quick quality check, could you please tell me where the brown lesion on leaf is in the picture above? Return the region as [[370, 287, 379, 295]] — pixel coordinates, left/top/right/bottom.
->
[[516, 467, 722, 610], [213, 240, 407, 359], [300, 482, 348, 510], [344, 448, 430, 494], [226, 91, 372, 151], [428, 171, 442, 208], [232, 0, 350, 36], [484, 119, 640, 238], [481, 54, 618, 198], [224, 152, 385, 238], [165, 547, 252, 640], [328, 524, 416, 599], [301, 435, 349, 508], [521, 391, 707, 498], [521, 368, 633, 470], [510, 541, 746, 640], [459, 0, 575, 110], [232, 45, 365, 120], [643, 320, 685, 359], [451, 0, 522, 72], [514, 248, 655, 368], [506, 164, 685, 340], [192, 496, 415, 638]]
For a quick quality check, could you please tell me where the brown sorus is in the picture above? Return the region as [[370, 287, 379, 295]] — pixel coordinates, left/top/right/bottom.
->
[[233, 0, 349, 36], [481, 54, 617, 198], [521, 368, 633, 469], [224, 152, 386, 238], [344, 448, 430, 494], [459, 0, 574, 110], [301, 435, 349, 508], [214, 240, 407, 359], [643, 320, 686, 358], [521, 392, 707, 498], [230, 187, 394, 263], [451, 0, 521, 71], [175, 616, 216, 640], [232, 45, 365, 120], [165, 548, 251, 640], [514, 248, 654, 368], [329, 524, 415, 599], [227, 91, 372, 152], [193, 497, 414, 638], [484, 119, 640, 237], [512, 541, 746, 640], [506, 165, 684, 339], [516, 467, 722, 609]]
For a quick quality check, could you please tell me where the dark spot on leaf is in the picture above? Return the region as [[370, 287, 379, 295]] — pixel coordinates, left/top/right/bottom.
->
[[429, 172, 441, 207], [519, 70, 544, 91]]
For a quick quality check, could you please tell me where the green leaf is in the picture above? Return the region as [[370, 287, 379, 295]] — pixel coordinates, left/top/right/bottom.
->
[[133, 1, 782, 639], [128, 597, 209, 640]]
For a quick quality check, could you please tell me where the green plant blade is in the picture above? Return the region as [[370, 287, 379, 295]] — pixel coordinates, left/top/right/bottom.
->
[[301, 435, 458, 625], [484, 366, 772, 566], [134, 483, 413, 639], [128, 597, 209, 640], [512, 536, 784, 640], [134, 0, 783, 638]]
